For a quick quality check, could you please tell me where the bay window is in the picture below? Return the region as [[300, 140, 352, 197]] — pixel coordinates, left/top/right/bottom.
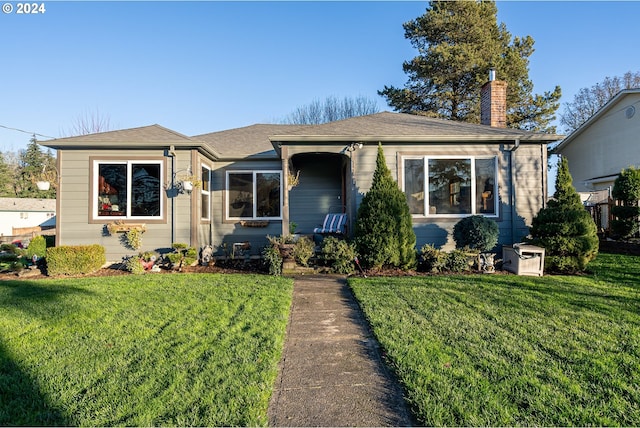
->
[[403, 156, 497, 217], [226, 170, 281, 219], [94, 160, 163, 220]]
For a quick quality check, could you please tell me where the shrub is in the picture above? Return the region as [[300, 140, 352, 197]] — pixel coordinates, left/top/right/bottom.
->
[[165, 243, 197, 270], [0, 244, 27, 273], [262, 242, 282, 276], [446, 249, 472, 273], [319, 237, 356, 274], [528, 157, 598, 272], [453, 215, 499, 252], [611, 167, 640, 239], [124, 256, 145, 275], [45, 244, 106, 276], [26, 235, 47, 260], [292, 236, 315, 267], [354, 144, 416, 270], [417, 244, 447, 273]]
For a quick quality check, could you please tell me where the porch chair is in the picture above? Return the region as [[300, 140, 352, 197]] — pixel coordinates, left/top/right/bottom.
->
[[313, 213, 348, 235]]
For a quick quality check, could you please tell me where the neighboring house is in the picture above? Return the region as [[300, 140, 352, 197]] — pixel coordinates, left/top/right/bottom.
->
[[41, 77, 562, 262], [0, 198, 56, 237], [555, 88, 640, 197]]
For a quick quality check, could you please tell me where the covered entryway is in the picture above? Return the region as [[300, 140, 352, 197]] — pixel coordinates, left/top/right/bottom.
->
[[288, 153, 350, 235]]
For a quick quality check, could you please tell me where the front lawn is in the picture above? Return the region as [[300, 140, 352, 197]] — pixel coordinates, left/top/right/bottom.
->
[[0, 274, 293, 426], [349, 253, 640, 426]]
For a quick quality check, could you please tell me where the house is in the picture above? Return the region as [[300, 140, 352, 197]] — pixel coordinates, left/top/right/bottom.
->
[[0, 198, 56, 239], [41, 76, 562, 262], [554, 88, 640, 198]]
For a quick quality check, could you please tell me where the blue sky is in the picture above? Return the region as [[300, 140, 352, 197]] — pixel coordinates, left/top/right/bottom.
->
[[1, 1, 639, 155]]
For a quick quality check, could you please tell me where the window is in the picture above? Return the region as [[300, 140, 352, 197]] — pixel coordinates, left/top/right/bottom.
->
[[403, 156, 497, 217], [226, 170, 281, 219], [201, 165, 211, 221], [94, 160, 163, 219]]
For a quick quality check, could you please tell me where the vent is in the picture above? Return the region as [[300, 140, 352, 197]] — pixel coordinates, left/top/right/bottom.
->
[[625, 106, 635, 119]]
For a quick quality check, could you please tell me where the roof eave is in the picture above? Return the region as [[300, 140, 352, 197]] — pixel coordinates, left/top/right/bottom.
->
[[270, 134, 562, 143]]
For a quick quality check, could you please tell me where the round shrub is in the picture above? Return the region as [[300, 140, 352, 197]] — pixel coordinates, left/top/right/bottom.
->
[[453, 215, 499, 252], [417, 244, 447, 273], [319, 237, 356, 274]]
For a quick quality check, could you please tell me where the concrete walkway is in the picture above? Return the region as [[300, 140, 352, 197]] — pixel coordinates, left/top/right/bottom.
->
[[268, 275, 414, 427]]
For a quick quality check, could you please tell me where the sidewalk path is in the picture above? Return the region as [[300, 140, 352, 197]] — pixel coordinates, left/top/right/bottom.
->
[[268, 275, 414, 427]]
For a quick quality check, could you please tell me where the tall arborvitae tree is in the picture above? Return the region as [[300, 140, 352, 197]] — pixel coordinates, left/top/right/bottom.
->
[[610, 167, 640, 239], [379, 0, 561, 132], [528, 156, 598, 272], [354, 144, 416, 270]]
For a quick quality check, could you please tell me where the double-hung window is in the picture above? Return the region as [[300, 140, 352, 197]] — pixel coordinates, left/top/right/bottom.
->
[[226, 170, 282, 220], [201, 165, 211, 221], [403, 156, 498, 217], [93, 159, 163, 220]]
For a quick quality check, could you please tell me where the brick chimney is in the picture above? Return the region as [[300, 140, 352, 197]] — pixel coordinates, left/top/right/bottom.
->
[[480, 69, 507, 128]]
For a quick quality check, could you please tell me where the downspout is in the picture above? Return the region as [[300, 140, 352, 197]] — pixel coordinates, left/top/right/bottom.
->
[[168, 145, 177, 245], [509, 139, 520, 244]]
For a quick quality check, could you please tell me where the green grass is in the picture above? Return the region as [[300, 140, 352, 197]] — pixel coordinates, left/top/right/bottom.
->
[[0, 273, 293, 426], [349, 253, 640, 426]]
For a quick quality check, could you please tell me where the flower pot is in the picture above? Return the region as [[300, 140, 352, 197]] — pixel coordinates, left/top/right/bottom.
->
[[181, 181, 193, 192], [36, 181, 51, 191]]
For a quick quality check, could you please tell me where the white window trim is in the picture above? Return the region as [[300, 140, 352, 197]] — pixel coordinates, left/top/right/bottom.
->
[[402, 155, 498, 218], [92, 160, 164, 221], [201, 164, 212, 221], [225, 170, 283, 220]]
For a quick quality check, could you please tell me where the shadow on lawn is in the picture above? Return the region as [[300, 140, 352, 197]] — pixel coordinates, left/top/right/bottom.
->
[[0, 280, 94, 426], [0, 341, 69, 426]]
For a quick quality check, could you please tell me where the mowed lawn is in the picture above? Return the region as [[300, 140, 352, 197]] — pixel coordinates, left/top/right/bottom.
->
[[350, 253, 640, 426], [0, 274, 293, 427]]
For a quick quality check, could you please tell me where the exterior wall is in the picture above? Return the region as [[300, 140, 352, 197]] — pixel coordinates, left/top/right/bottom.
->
[[57, 148, 194, 262], [349, 141, 546, 251], [210, 158, 283, 258], [560, 93, 640, 192]]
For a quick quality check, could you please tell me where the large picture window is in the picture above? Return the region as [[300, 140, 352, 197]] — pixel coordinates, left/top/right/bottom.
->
[[226, 170, 281, 219], [94, 160, 163, 219], [403, 156, 497, 217]]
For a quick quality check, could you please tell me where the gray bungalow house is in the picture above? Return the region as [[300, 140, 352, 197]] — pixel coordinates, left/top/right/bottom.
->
[[42, 78, 562, 262]]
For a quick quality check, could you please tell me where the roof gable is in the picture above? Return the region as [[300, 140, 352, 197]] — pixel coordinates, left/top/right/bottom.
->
[[555, 88, 640, 152]]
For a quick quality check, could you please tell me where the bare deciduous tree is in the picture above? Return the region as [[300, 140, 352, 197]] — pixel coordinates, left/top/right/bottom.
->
[[63, 108, 113, 136], [561, 71, 640, 134], [282, 95, 379, 125]]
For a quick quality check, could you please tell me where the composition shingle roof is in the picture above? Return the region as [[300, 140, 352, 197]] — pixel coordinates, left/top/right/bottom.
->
[[0, 198, 56, 212], [41, 125, 198, 147], [194, 124, 307, 159], [270, 112, 563, 143]]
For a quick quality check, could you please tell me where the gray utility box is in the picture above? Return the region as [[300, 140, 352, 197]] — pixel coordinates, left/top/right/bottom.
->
[[502, 244, 545, 276]]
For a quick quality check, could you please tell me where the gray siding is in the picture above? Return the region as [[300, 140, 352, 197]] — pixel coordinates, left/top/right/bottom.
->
[[57, 149, 195, 262]]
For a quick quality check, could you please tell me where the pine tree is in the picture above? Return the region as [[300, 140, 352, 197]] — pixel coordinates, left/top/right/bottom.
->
[[528, 156, 598, 272], [354, 144, 416, 270], [379, 0, 561, 132], [0, 152, 16, 197], [16, 136, 56, 198]]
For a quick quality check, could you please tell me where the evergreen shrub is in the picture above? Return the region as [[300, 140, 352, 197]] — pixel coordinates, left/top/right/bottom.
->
[[528, 157, 598, 272], [611, 167, 640, 239], [45, 244, 106, 276], [319, 237, 356, 274], [453, 215, 499, 252], [354, 144, 416, 270]]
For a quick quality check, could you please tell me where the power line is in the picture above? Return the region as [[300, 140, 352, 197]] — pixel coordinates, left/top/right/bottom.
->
[[0, 124, 56, 140]]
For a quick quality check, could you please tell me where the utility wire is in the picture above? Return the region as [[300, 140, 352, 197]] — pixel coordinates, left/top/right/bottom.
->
[[0, 124, 56, 140]]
